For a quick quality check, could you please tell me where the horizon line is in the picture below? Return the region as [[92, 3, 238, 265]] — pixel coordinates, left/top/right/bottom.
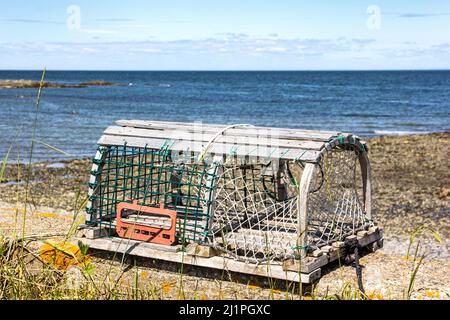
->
[[1, 68, 450, 72]]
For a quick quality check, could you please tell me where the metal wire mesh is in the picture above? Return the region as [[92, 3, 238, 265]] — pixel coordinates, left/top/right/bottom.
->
[[86, 145, 217, 243]]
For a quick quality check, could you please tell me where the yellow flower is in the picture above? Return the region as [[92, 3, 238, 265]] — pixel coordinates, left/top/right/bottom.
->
[[271, 289, 282, 294], [247, 283, 260, 289], [161, 282, 172, 294], [425, 290, 440, 298], [375, 292, 384, 300], [366, 291, 384, 300], [39, 241, 91, 270], [199, 294, 208, 300], [140, 270, 149, 279]]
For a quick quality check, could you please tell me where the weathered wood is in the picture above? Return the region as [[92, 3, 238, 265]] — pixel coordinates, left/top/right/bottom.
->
[[297, 163, 315, 258], [77, 236, 321, 283], [104, 126, 326, 151], [98, 134, 321, 162], [186, 243, 218, 258], [236, 227, 298, 239], [367, 238, 384, 253], [219, 235, 294, 253], [359, 151, 372, 221], [262, 220, 298, 230], [324, 246, 346, 263], [332, 241, 345, 248], [116, 119, 343, 141], [76, 225, 110, 239], [282, 255, 328, 273], [311, 249, 323, 257], [357, 227, 383, 247], [357, 230, 368, 237], [108, 236, 182, 252]]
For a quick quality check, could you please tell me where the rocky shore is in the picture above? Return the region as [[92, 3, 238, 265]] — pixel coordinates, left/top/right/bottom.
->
[[1, 132, 448, 238], [0, 79, 127, 88], [0, 132, 448, 299]]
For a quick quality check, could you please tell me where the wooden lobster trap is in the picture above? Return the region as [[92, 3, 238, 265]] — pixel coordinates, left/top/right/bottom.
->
[[77, 120, 383, 283]]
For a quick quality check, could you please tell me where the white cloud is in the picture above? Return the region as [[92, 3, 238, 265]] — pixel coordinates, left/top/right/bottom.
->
[[79, 28, 118, 35], [1, 33, 449, 69]]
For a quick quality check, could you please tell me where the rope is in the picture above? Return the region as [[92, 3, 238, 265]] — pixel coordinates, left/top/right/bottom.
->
[[197, 123, 254, 164], [345, 236, 366, 296]]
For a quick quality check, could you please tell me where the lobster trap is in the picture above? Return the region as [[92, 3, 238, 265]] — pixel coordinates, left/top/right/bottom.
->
[[78, 120, 383, 283]]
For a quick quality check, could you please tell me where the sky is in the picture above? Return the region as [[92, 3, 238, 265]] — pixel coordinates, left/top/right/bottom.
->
[[0, 0, 449, 70]]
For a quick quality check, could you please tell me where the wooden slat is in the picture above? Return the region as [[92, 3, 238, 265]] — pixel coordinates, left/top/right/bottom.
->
[[116, 120, 341, 141], [263, 219, 298, 230], [220, 234, 295, 254], [236, 228, 298, 241], [223, 229, 299, 249], [120, 119, 340, 136], [104, 126, 325, 151], [98, 134, 321, 162], [78, 236, 322, 283]]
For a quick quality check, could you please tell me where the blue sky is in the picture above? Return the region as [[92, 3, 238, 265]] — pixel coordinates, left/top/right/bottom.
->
[[1, 0, 449, 70]]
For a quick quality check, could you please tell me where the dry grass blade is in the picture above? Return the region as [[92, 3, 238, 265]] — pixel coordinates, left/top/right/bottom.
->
[[32, 139, 73, 156]]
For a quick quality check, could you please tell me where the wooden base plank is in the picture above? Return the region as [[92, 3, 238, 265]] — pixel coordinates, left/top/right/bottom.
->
[[186, 243, 218, 258], [76, 225, 110, 239], [77, 236, 321, 283], [282, 255, 328, 273], [75, 224, 383, 283]]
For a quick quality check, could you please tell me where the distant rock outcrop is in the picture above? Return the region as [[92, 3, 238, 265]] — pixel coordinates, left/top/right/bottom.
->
[[0, 79, 127, 89]]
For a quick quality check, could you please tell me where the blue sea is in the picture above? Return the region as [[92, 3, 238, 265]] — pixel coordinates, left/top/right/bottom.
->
[[0, 70, 449, 162]]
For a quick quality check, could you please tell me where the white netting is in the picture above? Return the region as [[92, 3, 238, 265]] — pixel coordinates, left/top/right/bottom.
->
[[208, 160, 303, 263], [307, 145, 371, 248], [204, 144, 371, 263]]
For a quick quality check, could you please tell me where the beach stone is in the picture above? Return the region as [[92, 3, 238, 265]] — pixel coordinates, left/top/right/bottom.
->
[[46, 162, 66, 169], [439, 188, 450, 199]]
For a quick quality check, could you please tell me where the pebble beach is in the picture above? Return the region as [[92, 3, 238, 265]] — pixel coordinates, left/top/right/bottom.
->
[[0, 132, 448, 299]]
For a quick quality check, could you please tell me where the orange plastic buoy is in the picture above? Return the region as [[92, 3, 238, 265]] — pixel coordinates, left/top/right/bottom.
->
[[116, 200, 177, 245]]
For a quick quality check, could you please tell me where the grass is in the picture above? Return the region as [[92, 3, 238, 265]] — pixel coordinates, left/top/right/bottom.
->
[[0, 70, 445, 300]]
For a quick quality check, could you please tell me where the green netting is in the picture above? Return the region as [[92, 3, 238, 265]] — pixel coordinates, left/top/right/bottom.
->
[[86, 145, 218, 243]]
